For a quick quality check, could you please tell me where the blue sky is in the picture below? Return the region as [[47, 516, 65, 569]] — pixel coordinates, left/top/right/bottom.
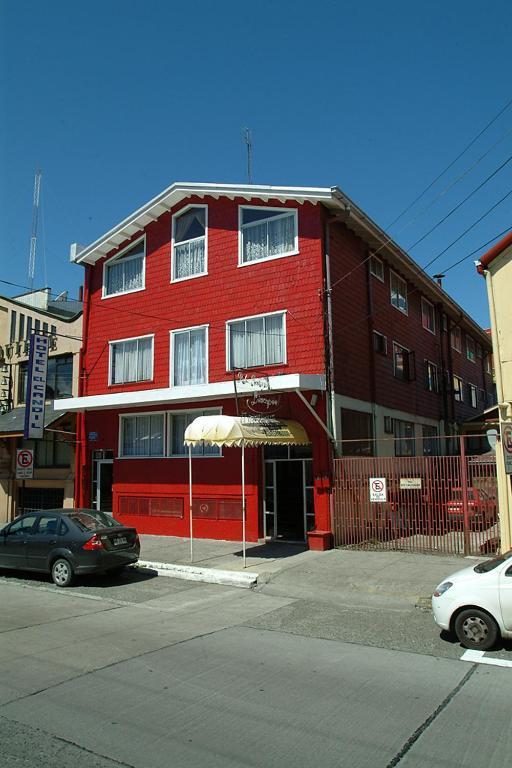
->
[[1, 0, 511, 327]]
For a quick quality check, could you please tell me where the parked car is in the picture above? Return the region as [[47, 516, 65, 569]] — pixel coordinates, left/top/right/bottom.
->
[[432, 550, 512, 650], [445, 486, 496, 529], [0, 509, 140, 587]]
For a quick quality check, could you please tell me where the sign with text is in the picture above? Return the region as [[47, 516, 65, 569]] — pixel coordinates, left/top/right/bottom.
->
[[502, 422, 512, 475], [23, 334, 49, 440], [16, 449, 34, 479], [369, 477, 387, 502], [400, 478, 422, 490]]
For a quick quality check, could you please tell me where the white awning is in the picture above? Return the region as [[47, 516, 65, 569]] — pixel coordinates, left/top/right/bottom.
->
[[184, 415, 310, 447]]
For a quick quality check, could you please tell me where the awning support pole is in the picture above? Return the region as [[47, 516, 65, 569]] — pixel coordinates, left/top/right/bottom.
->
[[241, 441, 246, 568], [295, 389, 334, 441], [188, 445, 193, 563]]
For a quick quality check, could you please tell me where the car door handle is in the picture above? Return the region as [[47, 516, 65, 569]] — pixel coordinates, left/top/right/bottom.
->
[[49, 539, 57, 545]]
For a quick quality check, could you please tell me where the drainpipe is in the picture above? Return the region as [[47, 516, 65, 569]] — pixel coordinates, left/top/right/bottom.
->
[[365, 254, 378, 452], [322, 215, 337, 541]]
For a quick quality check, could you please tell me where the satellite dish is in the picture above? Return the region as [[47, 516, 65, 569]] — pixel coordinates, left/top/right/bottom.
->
[[486, 429, 498, 451]]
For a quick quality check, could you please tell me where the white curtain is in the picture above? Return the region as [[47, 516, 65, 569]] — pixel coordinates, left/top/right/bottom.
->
[[122, 414, 163, 457], [171, 411, 219, 456], [243, 222, 267, 262], [106, 255, 143, 294], [173, 329, 205, 385], [113, 338, 152, 384], [242, 213, 294, 263], [174, 238, 205, 279], [229, 315, 284, 368], [264, 314, 284, 364], [229, 321, 246, 369], [246, 317, 265, 367], [268, 215, 294, 256]]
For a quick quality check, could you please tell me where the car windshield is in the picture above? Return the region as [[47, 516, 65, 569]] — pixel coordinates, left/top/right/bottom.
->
[[67, 510, 121, 532], [474, 550, 512, 573]]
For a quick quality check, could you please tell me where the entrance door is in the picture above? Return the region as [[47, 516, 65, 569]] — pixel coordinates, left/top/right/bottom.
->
[[275, 462, 304, 540], [96, 461, 113, 512]]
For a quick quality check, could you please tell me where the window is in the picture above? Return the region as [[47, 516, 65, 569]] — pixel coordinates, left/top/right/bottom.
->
[[172, 206, 207, 281], [169, 409, 221, 457], [390, 271, 408, 314], [466, 336, 476, 362], [393, 342, 415, 381], [18, 314, 25, 341], [394, 419, 415, 456], [35, 515, 60, 535], [476, 342, 482, 358], [340, 409, 374, 456], [35, 433, 72, 468], [370, 255, 384, 281], [422, 425, 439, 456], [424, 360, 438, 392], [421, 298, 435, 334], [18, 354, 73, 403], [103, 238, 145, 297], [227, 312, 285, 370], [450, 326, 461, 352], [110, 336, 153, 385], [26, 316, 32, 339], [468, 383, 478, 409], [171, 326, 207, 386], [120, 413, 165, 457], [453, 375, 463, 402], [373, 331, 387, 355], [10, 311, 17, 342], [240, 207, 297, 265], [34, 319, 40, 333], [485, 355, 492, 374]]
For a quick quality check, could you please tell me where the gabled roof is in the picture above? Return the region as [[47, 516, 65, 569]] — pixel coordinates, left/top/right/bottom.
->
[[71, 180, 492, 346], [477, 230, 512, 271]]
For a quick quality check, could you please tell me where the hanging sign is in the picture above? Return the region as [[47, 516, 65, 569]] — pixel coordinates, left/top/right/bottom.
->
[[24, 334, 49, 440], [369, 477, 387, 502], [502, 422, 512, 475], [400, 478, 422, 490], [16, 449, 34, 479]]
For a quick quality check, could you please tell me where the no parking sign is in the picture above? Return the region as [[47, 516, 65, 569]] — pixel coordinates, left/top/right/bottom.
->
[[16, 449, 34, 479], [369, 477, 387, 502]]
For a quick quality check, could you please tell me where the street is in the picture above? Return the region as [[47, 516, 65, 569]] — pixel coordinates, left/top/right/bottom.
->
[[0, 564, 511, 768]]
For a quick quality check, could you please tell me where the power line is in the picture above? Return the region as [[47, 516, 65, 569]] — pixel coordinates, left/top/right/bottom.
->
[[386, 95, 512, 230]]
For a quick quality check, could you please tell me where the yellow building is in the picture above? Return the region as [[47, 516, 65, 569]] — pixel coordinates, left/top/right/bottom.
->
[[0, 289, 82, 524], [478, 232, 512, 551]]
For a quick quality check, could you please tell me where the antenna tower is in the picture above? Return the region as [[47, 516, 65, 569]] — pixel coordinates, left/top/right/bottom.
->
[[28, 169, 42, 289], [243, 128, 253, 184]]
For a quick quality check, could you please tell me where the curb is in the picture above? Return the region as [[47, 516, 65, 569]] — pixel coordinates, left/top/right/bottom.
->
[[137, 560, 258, 589]]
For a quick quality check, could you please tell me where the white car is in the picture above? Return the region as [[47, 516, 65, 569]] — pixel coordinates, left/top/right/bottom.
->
[[432, 550, 512, 651]]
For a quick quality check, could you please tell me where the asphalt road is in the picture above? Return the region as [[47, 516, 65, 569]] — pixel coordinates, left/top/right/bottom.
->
[[0, 568, 511, 768]]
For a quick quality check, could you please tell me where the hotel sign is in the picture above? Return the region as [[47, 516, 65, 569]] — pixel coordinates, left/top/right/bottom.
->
[[24, 334, 49, 440]]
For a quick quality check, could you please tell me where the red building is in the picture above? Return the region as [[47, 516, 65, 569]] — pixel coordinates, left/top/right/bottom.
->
[[57, 183, 494, 548]]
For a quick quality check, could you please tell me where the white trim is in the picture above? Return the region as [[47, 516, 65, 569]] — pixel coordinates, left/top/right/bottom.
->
[[171, 204, 208, 283], [372, 330, 388, 355], [421, 297, 436, 335], [53, 373, 326, 412], [118, 410, 166, 458], [238, 206, 298, 267], [392, 340, 411, 379], [108, 334, 154, 386], [390, 270, 408, 315], [468, 382, 478, 408], [226, 310, 287, 371], [369, 254, 384, 282], [167, 406, 222, 458], [102, 235, 146, 299], [169, 324, 209, 387], [424, 359, 439, 392]]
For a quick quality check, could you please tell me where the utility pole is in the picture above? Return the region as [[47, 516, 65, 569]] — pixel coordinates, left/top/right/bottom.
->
[[243, 128, 253, 184], [28, 169, 42, 290]]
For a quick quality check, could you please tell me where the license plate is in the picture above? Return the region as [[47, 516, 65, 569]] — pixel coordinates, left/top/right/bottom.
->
[[114, 536, 127, 546]]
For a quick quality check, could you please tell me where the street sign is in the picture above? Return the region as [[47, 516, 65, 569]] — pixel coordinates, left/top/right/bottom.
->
[[369, 477, 387, 502], [24, 334, 49, 440], [16, 449, 34, 479], [502, 422, 512, 475]]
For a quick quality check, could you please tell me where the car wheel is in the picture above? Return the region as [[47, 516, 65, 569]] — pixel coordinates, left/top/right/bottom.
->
[[454, 608, 499, 651], [51, 558, 74, 588]]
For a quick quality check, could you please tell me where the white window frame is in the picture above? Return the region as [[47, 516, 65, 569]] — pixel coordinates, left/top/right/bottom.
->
[[424, 359, 438, 392], [421, 298, 436, 334], [370, 255, 384, 281], [169, 324, 209, 387], [226, 310, 287, 371], [390, 270, 408, 315], [108, 334, 154, 386], [171, 204, 208, 283], [102, 236, 146, 299], [466, 336, 476, 363], [167, 407, 222, 458], [451, 325, 462, 353], [485, 355, 492, 374], [468, 383, 478, 408], [393, 341, 413, 380], [453, 374, 464, 402], [118, 411, 166, 459], [238, 206, 298, 267], [373, 330, 387, 355]]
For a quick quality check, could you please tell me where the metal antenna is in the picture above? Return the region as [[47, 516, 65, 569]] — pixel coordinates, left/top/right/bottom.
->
[[28, 169, 42, 289], [243, 127, 253, 184]]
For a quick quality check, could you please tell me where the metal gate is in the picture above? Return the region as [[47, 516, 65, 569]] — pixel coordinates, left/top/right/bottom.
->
[[332, 449, 498, 556]]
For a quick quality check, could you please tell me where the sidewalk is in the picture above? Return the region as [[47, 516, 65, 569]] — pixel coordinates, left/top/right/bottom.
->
[[138, 534, 475, 602]]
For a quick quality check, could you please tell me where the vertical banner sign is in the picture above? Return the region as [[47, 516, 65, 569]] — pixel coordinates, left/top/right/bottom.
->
[[24, 334, 49, 440]]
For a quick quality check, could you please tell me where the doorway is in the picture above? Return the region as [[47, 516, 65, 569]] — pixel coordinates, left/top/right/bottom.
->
[[91, 452, 114, 512], [264, 445, 314, 541]]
